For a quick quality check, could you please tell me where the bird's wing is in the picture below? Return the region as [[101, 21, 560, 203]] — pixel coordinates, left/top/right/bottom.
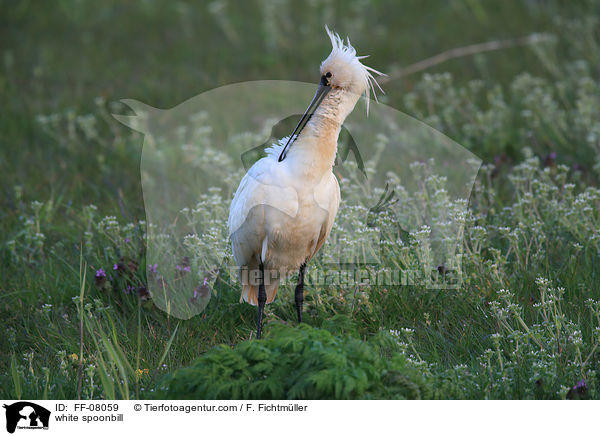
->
[[310, 172, 340, 259], [228, 157, 299, 265]]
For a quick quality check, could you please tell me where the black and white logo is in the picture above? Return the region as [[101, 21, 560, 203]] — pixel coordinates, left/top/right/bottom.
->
[[3, 402, 50, 434]]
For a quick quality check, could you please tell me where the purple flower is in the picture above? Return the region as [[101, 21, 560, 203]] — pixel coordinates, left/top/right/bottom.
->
[[176, 264, 191, 276], [544, 152, 557, 167], [567, 378, 588, 399], [203, 277, 208, 286], [113, 264, 119, 270], [191, 284, 210, 302], [148, 264, 158, 273], [95, 268, 107, 287], [125, 237, 131, 243]]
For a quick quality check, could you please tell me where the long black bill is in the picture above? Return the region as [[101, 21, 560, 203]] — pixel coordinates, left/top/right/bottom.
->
[[278, 76, 331, 162]]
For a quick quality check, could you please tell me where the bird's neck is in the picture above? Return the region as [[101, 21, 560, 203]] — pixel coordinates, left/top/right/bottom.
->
[[285, 89, 360, 182]]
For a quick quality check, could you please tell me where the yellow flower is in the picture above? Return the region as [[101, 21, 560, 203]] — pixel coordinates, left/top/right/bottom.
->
[[69, 353, 78, 362], [135, 368, 150, 379]]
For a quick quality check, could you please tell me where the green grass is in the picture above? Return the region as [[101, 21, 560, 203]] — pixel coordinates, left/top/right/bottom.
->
[[2, 0, 600, 399]]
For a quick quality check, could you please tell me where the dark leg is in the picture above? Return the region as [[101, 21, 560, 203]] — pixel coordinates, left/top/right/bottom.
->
[[256, 262, 267, 339], [295, 263, 306, 323]]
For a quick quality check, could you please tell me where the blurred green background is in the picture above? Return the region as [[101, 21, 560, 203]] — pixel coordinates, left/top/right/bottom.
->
[[2, 0, 598, 215]]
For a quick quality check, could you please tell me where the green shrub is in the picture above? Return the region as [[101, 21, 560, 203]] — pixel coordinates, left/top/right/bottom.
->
[[157, 323, 434, 400]]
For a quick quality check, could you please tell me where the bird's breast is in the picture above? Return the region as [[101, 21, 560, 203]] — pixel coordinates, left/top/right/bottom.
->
[[266, 192, 328, 245], [262, 179, 335, 271]]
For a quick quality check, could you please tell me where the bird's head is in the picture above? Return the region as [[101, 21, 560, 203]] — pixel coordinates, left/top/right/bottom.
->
[[278, 26, 384, 161], [319, 26, 384, 114]]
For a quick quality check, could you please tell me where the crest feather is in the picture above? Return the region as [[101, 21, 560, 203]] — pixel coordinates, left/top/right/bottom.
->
[[323, 25, 386, 114]]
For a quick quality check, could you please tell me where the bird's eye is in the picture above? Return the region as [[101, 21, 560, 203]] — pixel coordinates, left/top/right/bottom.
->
[[325, 72, 332, 78]]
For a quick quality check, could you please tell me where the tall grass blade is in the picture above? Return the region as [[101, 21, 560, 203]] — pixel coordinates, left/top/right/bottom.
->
[[157, 323, 180, 369], [10, 354, 22, 400]]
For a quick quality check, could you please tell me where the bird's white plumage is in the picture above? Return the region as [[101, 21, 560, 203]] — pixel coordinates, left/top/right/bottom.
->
[[228, 139, 340, 305], [228, 27, 382, 306], [227, 143, 299, 238]]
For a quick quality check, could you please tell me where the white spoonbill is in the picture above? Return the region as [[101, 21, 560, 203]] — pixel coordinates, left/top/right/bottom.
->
[[228, 27, 384, 338]]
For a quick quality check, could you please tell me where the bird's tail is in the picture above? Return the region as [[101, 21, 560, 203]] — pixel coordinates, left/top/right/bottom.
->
[[240, 283, 280, 306]]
